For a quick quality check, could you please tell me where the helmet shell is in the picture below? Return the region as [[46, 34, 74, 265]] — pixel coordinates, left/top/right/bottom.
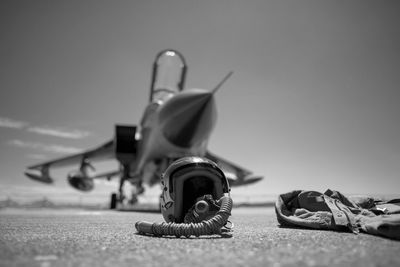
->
[[160, 157, 230, 223]]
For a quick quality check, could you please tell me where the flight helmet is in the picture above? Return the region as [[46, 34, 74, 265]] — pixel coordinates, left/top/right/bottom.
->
[[160, 157, 230, 223]]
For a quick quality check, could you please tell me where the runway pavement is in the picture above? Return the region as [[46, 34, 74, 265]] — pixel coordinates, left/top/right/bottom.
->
[[1, 207, 400, 267]]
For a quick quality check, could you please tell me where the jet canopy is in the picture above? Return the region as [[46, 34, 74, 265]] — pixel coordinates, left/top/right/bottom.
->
[[150, 49, 187, 102]]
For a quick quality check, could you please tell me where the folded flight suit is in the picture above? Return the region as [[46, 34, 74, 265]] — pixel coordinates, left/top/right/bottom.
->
[[275, 189, 400, 240]]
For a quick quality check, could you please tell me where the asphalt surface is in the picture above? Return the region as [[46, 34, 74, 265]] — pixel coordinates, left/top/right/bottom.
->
[[1, 207, 400, 267]]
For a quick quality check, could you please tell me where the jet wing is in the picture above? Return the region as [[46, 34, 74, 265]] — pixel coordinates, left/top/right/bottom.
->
[[92, 170, 120, 180], [205, 151, 263, 187], [27, 140, 115, 170]]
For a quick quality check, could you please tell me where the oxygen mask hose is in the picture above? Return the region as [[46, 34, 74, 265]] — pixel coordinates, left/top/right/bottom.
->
[[135, 195, 233, 238]]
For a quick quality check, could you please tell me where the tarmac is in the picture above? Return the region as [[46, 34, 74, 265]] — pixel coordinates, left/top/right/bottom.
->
[[1, 207, 400, 267]]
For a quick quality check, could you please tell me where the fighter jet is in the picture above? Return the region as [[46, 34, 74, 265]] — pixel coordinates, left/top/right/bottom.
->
[[24, 49, 263, 209]]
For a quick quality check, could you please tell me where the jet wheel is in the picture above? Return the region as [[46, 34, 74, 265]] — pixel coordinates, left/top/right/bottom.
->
[[110, 193, 118, 209]]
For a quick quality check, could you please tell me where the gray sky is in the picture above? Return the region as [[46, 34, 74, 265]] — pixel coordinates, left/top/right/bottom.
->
[[1, 0, 400, 203]]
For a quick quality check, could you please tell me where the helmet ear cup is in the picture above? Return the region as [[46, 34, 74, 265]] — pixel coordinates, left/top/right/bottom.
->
[[160, 157, 230, 223]]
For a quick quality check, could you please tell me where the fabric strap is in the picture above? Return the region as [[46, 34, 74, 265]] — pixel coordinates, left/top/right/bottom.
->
[[323, 195, 358, 233]]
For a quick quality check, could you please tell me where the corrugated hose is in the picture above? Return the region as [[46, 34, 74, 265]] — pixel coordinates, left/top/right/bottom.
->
[[135, 195, 233, 237]]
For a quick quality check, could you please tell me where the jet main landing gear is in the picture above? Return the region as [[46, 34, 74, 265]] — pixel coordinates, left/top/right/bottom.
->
[[110, 193, 118, 209]]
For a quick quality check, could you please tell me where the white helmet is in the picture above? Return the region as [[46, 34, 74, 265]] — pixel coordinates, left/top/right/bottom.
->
[[160, 157, 230, 223]]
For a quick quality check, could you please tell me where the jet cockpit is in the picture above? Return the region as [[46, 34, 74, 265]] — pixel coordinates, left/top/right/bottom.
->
[[149, 49, 187, 103]]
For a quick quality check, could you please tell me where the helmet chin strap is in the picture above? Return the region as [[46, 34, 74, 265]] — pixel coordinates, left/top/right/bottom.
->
[[135, 194, 233, 238]]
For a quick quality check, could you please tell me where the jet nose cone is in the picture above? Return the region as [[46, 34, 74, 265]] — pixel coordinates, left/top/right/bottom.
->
[[159, 89, 217, 148]]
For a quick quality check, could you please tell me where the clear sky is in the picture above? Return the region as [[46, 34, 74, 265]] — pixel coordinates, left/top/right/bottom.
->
[[1, 0, 400, 203]]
